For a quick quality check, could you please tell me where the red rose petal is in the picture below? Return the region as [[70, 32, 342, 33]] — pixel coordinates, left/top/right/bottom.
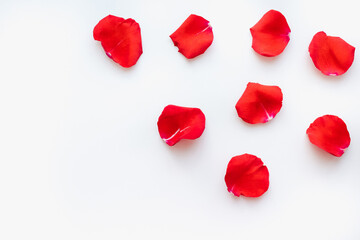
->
[[306, 115, 351, 157], [225, 154, 269, 197], [93, 15, 143, 68], [309, 31, 355, 76], [250, 10, 291, 57], [157, 105, 206, 146], [170, 14, 214, 59], [235, 82, 283, 124]]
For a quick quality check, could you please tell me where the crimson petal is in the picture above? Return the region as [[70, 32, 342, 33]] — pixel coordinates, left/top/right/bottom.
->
[[250, 10, 291, 57], [306, 115, 351, 157], [93, 15, 143, 68], [235, 82, 283, 124], [170, 14, 214, 59], [225, 154, 269, 197], [157, 105, 206, 146], [309, 31, 355, 76]]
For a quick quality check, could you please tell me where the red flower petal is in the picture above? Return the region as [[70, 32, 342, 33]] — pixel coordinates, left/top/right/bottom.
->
[[309, 31, 355, 76], [306, 115, 351, 157], [170, 14, 214, 59], [225, 154, 269, 197], [235, 82, 283, 124], [250, 10, 291, 57], [93, 15, 143, 68], [157, 105, 206, 146]]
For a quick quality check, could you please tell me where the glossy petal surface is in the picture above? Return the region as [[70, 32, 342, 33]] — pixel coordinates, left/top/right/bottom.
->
[[250, 10, 291, 57], [309, 31, 355, 76], [306, 115, 350, 157], [235, 82, 283, 124], [93, 15, 143, 68], [157, 105, 205, 146], [225, 154, 269, 197], [170, 14, 214, 59]]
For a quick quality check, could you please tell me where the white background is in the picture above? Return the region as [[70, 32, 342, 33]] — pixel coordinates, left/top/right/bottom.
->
[[1, 0, 360, 239]]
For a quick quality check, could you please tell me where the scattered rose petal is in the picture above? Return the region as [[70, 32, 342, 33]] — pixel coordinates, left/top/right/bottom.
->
[[306, 115, 351, 157], [235, 82, 283, 124], [250, 10, 291, 57], [93, 15, 143, 68], [157, 105, 206, 146], [225, 154, 269, 197], [170, 14, 214, 59], [309, 31, 355, 76]]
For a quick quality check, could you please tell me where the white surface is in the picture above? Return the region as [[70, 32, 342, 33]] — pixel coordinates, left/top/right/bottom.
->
[[1, 0, 360, 239]]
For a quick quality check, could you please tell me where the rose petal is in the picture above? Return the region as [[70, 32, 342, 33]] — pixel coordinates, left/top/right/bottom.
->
[[170, 14, 214, 59], [309, 31, 355, 76], [235, 82, 283, 124], [250, 10, 291, 57], [225, 154, 269, 197], [306, 115, 351, 157], [157, 105, 206, 146], [93, 15, 143, 68]]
